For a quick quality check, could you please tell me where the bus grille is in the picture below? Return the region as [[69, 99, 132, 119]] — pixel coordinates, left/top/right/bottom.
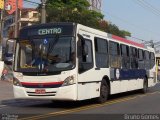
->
[[27, 91, 56, 96]]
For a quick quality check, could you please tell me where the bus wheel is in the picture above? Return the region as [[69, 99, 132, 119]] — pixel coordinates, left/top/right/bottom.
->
[[97, 79, 109, 103], [141, 77, 148, 93]]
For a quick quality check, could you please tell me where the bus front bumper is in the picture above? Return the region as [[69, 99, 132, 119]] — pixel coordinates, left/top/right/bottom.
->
[[13, 84, 77, 101]]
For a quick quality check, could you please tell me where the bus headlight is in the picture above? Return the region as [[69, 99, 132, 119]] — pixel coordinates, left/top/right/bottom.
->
[[62, 75, 75, 86], [13, 77, 22, 87]]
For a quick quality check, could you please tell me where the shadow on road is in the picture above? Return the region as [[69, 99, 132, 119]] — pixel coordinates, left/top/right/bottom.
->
[[2, 83, 160, 110], [0, 90, 151, 108]]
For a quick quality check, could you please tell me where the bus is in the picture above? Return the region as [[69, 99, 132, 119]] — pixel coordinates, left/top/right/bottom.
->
[[11, 23, 157, 103]]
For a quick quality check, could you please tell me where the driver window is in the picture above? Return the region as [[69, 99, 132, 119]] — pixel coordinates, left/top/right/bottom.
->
[[78, 38, 93, 73]]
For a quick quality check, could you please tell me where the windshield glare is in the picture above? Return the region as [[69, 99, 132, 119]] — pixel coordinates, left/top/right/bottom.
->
[[16, 37, 75, 74]]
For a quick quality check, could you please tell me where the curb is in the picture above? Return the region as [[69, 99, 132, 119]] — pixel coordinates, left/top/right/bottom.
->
[[0, 99, 15, 105], [0, 80, 13, 83], [0, 99, 49, 106], [0, 99, 28, 105]]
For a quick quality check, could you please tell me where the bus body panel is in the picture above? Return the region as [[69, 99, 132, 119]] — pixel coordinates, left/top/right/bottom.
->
[[110, 79, 145, 95], [13, 84, 77, 100], [76, 26, 110, 100], [13, 70, 78, 100]]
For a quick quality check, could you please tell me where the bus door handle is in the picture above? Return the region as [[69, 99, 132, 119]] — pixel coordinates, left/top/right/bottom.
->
[[95, 68, 100, 70]]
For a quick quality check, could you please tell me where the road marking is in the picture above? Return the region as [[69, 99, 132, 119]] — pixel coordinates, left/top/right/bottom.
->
[[20, 91, 160, 120], [148, 91, 159, 95], [0, 105, 7, 109], [20, 96, 137, 120], [0, 105, 7, 107]]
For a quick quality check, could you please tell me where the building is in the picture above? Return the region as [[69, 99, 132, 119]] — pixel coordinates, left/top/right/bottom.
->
[[19, 8, 39, 28], [87, 0, 102, 12], [3, 8, 39, 38]]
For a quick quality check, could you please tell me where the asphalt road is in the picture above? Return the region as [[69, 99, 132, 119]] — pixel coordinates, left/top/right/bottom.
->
[[0, 83, 160, 120]]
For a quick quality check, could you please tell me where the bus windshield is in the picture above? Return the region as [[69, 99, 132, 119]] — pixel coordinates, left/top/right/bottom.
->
[[16, 36, 75, 75]]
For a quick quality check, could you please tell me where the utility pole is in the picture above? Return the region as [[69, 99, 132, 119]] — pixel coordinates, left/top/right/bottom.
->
[[14, 0, 18, 38], [0, 0, 4, 61], [0, 10, 3, 44], [0, 10, 3, 60], [41, 0, 46, 23], [0, 0, 4, 44]]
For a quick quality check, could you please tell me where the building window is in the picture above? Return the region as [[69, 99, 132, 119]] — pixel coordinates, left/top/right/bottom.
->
[[21, 11, 29, 18], [33, 13, 38, 18]]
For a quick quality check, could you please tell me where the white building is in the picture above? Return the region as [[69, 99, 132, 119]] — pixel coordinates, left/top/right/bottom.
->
[[87, 0, 102, 12]]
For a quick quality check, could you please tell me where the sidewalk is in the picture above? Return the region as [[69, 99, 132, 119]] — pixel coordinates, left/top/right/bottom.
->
[[0, 80, 14, 104], [0, 64, 15, 104]]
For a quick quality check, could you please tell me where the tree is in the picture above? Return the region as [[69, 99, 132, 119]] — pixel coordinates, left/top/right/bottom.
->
[[44, 0, 131, 38], [45, 0, 104, 29], [106, 23, 131, 38]]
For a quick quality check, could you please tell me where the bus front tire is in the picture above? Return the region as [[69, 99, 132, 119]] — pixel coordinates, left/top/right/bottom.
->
[[97, 79, 109, 103]]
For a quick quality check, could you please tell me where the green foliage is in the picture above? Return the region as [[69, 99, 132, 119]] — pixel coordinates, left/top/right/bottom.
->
[[46, 0, 103, 29], [44, 0, 131, 38], [106, 23, 131, 38]]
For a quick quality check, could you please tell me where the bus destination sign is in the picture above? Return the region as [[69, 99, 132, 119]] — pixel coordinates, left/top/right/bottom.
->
[[38, 28, 62, 35], [19, 23, 75, 39]]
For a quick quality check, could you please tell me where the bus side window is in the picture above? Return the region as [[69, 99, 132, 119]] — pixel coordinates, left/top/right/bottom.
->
[[109, 41, 121, 68], [121, 44, 130, 69], [94, 37, 109, 68], [144, 51, 150, 70], [138, 49, 144, 69], [78, 36, 93, 73], [150, 52, 155, 69], [130, 47, 138, 69]]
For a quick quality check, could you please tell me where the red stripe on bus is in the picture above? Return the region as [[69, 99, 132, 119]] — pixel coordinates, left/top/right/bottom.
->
[[21, 81, 63, 86], [112, 35, 144, 48]]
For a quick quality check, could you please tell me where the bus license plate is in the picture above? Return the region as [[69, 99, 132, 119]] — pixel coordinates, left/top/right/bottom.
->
[[35, 89, 46, 94]]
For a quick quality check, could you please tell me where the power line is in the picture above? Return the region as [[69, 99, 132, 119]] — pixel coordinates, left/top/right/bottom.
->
[[103, 10, 160, 41], [141, 0, 160, 14], [130, 36, 147, 43], [134, 0, 160, 17]]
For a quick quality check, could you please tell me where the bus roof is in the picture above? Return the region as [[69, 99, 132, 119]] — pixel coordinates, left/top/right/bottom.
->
[[19, 22, 146, 49], [20, 22, 76, 30], [111, 35, 145, 48]]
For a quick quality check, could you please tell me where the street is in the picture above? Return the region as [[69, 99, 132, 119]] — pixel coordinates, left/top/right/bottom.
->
[[0, 80, 160, 120]]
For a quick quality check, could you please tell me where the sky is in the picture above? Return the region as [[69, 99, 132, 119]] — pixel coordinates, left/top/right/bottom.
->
[[102, 0, 160, 44], [24, 0, 160, 44]]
